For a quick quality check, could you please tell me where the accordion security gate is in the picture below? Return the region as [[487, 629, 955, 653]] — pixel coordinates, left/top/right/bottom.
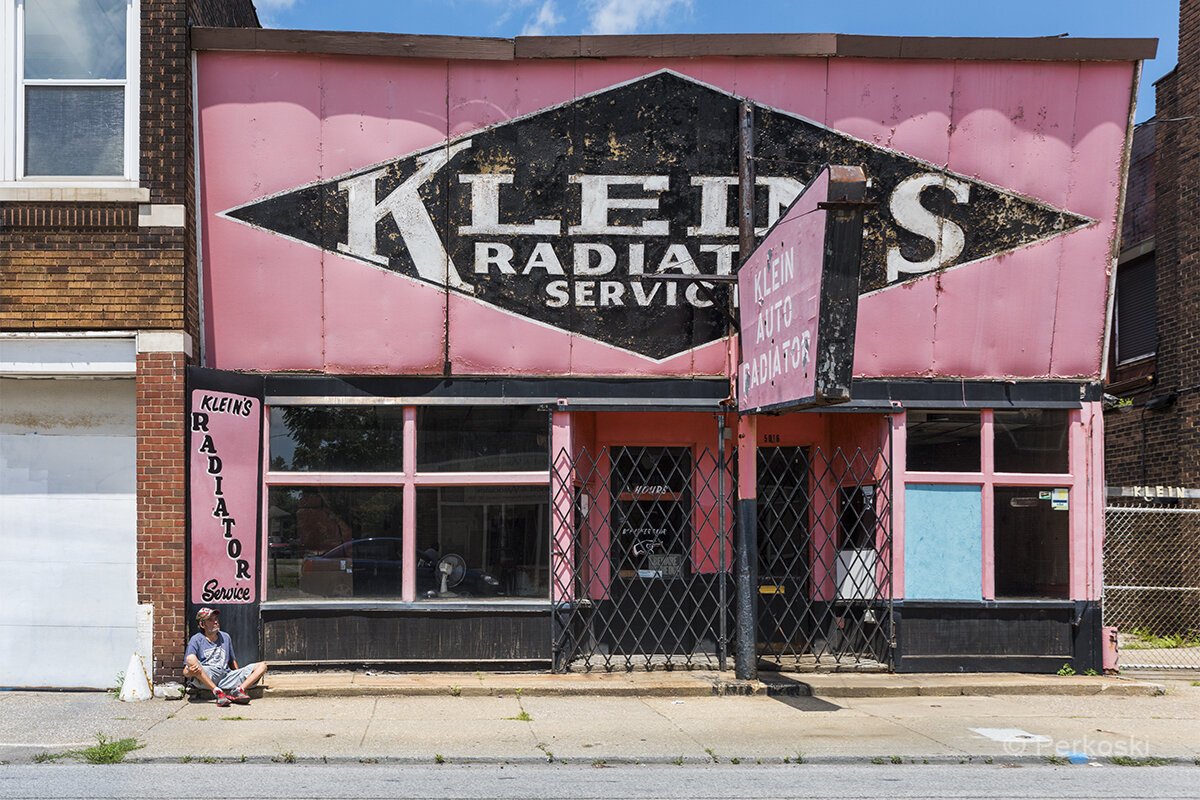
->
[[549, 439, 893, 672]]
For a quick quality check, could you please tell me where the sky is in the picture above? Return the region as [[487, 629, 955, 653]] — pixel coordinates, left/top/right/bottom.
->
[[252, 0, 1178, 121]]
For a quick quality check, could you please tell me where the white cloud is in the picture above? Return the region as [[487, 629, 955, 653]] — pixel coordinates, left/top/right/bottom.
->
[[521, 0, 565, 36], [586, 0, 691, 35], [255, 0, 298, 28]]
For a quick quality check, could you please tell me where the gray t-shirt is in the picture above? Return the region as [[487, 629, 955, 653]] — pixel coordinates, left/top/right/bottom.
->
[[185, 631, 235, 678]]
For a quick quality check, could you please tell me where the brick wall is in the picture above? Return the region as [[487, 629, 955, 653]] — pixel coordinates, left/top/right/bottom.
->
[[0, 0, 257, 682], [1105, 0, 1200, 491], [136, 350, 189, 679], [1121, 124, 1156, 247]]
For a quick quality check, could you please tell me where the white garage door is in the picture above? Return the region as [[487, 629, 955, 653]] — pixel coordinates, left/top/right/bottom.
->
[[0, 378, 137, 688]]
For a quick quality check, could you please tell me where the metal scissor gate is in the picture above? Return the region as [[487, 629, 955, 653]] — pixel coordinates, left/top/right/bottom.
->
[[549, 437, 893, 672]]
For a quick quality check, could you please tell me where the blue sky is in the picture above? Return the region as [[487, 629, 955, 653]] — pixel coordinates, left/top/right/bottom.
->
[[253, 0, 1177, 121]]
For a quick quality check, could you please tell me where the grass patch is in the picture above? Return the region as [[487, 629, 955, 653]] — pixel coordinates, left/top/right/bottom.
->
[[106, 672, 125, 700], [1056, 663, 1076, 676], [1044, 755, 1069, 766], [1123, 627, 1200, 650], [1111, 756, 1169, 767], [672, 755, 684, 766], [179, 755, 193, 764], [220, 716, 246, 721], [274, 751, 296, 764], [434, 754, 445, 765], [729, 757, 741, 764], [506, 710, 532, 722], [449, 686, 462, 697], [75, 734, 143, 765], [705, 747, 719, 763]]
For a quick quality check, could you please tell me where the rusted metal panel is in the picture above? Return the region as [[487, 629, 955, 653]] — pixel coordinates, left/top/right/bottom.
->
[[192, 27, 515, 60], [216, 71, 1088, 371], [198, 50, 1140, 381], [192, 28, 1157, 63]]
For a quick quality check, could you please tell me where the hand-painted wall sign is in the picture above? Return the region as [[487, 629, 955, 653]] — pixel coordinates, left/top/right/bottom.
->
[[187, 368, 264, 604], [222, 70, 1088, 363], [738, 165, 866, 413]]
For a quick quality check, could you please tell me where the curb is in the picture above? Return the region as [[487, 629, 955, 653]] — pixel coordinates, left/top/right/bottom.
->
[[258, 679, 1166, 699], [84, 753, 1200, 767]]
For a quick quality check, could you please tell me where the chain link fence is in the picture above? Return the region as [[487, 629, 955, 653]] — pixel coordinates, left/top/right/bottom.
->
[[1104, 504, 1200, 670]]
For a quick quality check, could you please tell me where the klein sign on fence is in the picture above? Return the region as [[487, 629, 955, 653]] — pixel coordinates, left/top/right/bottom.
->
[[737, 165, 866, 413]]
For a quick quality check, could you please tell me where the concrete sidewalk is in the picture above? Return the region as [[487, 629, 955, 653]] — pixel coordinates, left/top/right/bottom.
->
[[1, 672, 1193, 767]]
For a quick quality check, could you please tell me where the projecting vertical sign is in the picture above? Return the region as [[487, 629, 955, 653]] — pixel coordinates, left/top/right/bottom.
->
[[186, 368, 264, 605], [738, 166, 867, 413]]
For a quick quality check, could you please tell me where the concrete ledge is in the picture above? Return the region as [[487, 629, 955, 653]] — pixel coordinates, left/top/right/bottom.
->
[[259, 670, 1166, 699]]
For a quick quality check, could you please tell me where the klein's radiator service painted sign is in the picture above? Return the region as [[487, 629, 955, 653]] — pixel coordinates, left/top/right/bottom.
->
[[186, 369, 263, 605], [197, 57, 1134, 379], [738, 166, 865, 413]]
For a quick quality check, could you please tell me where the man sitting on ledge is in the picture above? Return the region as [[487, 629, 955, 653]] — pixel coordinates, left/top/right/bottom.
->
[[183, 607, 268, 707]]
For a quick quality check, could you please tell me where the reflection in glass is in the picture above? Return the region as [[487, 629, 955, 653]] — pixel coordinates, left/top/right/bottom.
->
[[994, 486, 1069, 599], [24, 0, 127, 79], [25, 87, 124, 176], [417, 406, 547, 472], [267, 486, 404, 600], [906, 411, 981, 472], [269, 406, 404, 472], [994, 410, 1070, 474], [416, 486, 548, 599], [610, 447, 692, 581]]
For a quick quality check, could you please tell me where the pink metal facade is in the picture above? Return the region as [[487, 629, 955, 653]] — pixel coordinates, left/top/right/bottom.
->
[[196, 54, 1135, 381]]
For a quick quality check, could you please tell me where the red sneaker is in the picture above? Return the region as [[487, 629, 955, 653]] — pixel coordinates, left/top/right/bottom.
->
[[227, 688, 251, 705], [214, 689, 232, 707]]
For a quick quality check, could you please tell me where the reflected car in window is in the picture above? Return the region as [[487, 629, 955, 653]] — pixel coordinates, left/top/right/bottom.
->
[[298, 537, 501, 598]]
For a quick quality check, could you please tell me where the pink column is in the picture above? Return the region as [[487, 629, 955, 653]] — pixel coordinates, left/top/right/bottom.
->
[[550, 411, 575, 603], [737, 416, 757, 499], [1067, 406, 1095, 600], [890, 411, 906, 599], [980, 410, 996, 600], [401, 407, 417, 602]]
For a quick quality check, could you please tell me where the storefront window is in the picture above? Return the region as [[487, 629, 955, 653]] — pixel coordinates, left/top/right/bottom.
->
[[906, 411, 981, 472], [267, 486, 404, 600], [415, 486, 548, 598], [269, 406, 404, 472], [993, 486, 1069, 599], [417, 406, 547, 472], [993, 409, 1070, 474]]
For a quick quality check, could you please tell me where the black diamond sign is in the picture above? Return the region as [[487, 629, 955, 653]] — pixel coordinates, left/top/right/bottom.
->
[[224, 71, 1089, 361]]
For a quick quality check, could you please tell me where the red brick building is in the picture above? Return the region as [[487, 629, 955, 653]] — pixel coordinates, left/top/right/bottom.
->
[[0, 0, 257, 688], [1105, 0, 1200, 497]]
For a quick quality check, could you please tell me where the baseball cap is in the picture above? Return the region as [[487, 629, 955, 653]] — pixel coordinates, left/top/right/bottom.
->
[[196, 607, 220, 623]]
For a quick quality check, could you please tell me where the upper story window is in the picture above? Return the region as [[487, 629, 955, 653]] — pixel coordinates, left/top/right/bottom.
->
[[2, 0, 138, 182], [1113, 255, 1156, 365]]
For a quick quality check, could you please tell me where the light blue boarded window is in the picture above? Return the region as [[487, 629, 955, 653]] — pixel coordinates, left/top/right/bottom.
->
[[904, 484, 982, 601]]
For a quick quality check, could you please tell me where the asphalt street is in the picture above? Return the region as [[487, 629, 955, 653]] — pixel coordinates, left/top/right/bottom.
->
[[0, 763, 1197, 800]]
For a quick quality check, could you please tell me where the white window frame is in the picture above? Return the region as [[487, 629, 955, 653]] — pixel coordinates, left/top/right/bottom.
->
[[0, 0, 140, 186]]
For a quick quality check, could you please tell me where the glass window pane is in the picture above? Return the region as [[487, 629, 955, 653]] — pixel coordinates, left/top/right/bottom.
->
[[25, 87, 124, 176], [416, 486, 548, 599], [269, 406, 404, 472], [267, 486, 404, 601], [417, 406, 547, 472], [994, 486, 1069, 599], [24, 0, 127, 79], [905, 411, 981, 472], [611, 447, 692, 581], [994, 410, 1070, 474]]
